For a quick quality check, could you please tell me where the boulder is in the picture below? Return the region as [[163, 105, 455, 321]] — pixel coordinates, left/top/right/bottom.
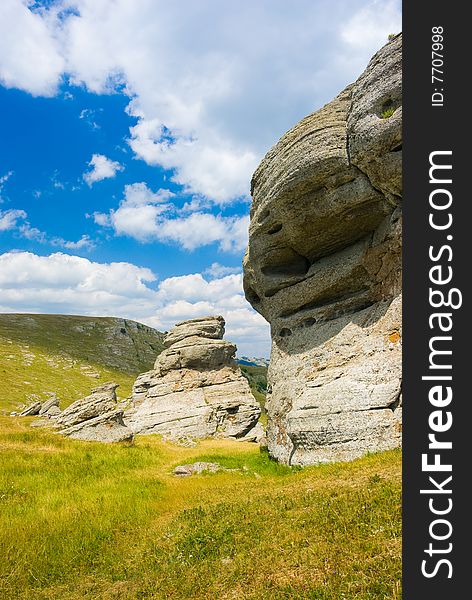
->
[[44, 404, 61, 418], [55, 382, 118, 428], [39, 393, 59, 416], [125, 316, 261, 441], [59, 409, 134, 443], [243, 35, 402, 465], [19, 401, 41, 417], [163, 315, 225, 348], [173, 462, 222, 476]]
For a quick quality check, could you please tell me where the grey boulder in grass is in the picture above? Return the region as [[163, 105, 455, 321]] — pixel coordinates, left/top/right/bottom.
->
[[55, 382, 119, 428], [58, 409, 133, 443], [18, 401, 42, 417], [38, 393, 60, 416]]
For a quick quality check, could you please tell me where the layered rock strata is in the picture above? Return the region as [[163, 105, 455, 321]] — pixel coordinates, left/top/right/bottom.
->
[[56, 382, 133, 443], [243, 35, 402, 465], [125, 316, 262, 441]]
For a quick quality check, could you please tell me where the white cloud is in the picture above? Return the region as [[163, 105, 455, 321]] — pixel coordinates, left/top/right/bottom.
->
[[0, 208, 27, 231], [340, 1, 401, 50], [204, 262, 242, 279], [59, 234, 95, 250], [79, 107, 101, 129], [0, 251, 271, 356], [83, 153, 124, 186], [0, 170, 13, 188], [0, 0, 401, 204], [0, 0, 65, 96], [96, 182, 249, 252], [0, 171, 14, 203], [128, 119, 258, 203], [156, 213, 249, 253]]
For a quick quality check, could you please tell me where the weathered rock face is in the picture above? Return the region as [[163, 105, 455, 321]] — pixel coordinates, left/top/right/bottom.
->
[[243, 35, 402, 465], [38, 393, 59, 416], [13, 393, 61, 419], [55, 382, 134, 443], [125, 316, 261, 441], [18, 401, 42, 417], [58, 409, 133, 443], [55, 382, 119, 428]]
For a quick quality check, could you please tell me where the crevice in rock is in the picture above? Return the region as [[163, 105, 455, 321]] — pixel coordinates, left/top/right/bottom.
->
[[258, 208, 270, 223], [261, 252, 310, 279], [278, 328, 292, 338], [388, 384, 402, 412], [302, 317, 317, 327], [267, 223, 283, 235], [245, 286, 262, 305], [279, 288, 370, 319]]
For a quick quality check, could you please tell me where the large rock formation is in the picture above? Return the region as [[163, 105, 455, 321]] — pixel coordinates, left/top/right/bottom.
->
[[243, 35, 402, 465], [125, 316, 262, 441]]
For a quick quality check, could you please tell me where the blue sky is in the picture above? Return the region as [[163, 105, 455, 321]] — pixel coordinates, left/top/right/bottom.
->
[[0, 0, 401, 356]]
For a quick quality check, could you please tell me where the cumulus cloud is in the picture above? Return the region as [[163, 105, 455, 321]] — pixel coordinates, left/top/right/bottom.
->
[[0, 0, 65, 96], [0, 251, 270, 355], [83, 153, 124, 186], [95, 182, 249, 252], [0, 0, 401, 204], [59, 234, 95, 250]]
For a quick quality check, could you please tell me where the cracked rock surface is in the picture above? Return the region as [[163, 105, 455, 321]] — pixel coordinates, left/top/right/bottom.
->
[[125, 316, 261, 441], [243, 35, 402, 465]]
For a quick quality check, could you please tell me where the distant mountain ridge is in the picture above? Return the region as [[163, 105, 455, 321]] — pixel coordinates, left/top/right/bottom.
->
[[0, 314, 165, 375], [237, 356, 269, 368]]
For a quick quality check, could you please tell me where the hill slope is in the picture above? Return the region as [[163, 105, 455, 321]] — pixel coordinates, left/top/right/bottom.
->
[[0, 314, 165, 413], [0, 314, 165, 374], [240, 364, 268, 418]]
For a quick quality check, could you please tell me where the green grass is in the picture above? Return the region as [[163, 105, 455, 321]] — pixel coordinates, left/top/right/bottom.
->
[[0, 335, 136, 413], [380, 107, 396, 119], [0, 417, 401, 600]]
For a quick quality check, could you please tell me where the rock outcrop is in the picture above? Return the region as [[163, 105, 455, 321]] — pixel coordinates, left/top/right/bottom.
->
[[58, 409, 133, 443], [243, 35, 402, 465], [17, 401, 42, 417], [173, 462, 224, 476], [125, 316, 261, 441], [55, 382, 119, 429], [55, 382, 134, 443], [38, 393, 60, 416], [13, 393, 61, 419]]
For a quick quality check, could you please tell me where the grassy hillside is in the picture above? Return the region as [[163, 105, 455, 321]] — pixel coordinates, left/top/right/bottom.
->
[[0, 314, 165, 375], [0, 314, 165, 413], [241, 365, 267, 418], [0, 336, 136, 413], [0, 417, 401, 600]]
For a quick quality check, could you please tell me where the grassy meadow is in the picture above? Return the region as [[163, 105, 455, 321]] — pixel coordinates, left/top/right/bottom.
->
[[0, 416, 401, 600]]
